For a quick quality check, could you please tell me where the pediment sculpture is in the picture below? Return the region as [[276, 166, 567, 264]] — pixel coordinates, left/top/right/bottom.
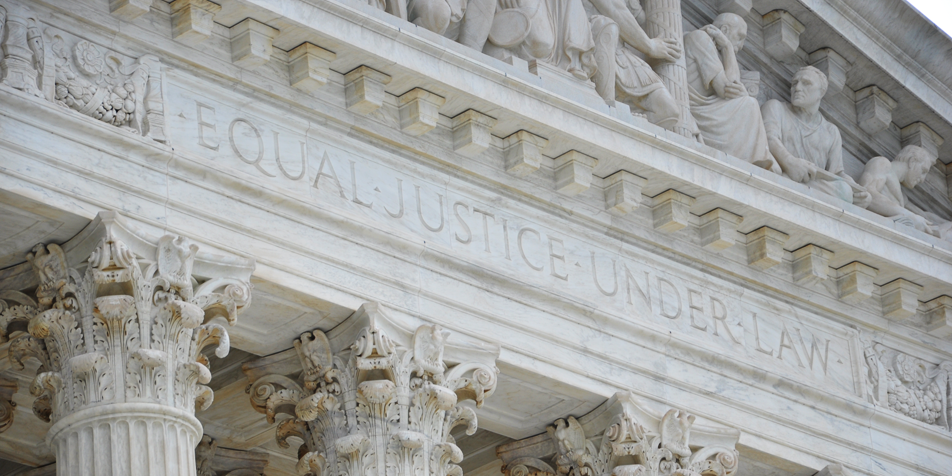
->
[[683, 14, 779, 173], [762, 66, 871, 207], [859, 145, 952, 239]]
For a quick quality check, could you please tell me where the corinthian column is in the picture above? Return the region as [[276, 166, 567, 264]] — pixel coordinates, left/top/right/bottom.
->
[[0, 212, 254, 476], [497, 392, 740, 476], [643, 0, 697, 139], [245, 302, 499, 476]]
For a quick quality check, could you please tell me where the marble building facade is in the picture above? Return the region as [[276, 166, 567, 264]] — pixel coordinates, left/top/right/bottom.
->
[[0, 0, 950, 475]]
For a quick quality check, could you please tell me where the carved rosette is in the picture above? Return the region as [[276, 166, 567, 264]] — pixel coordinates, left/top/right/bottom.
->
[[499, 392, 739, 476], [248, 303, 499, 476], [0, 217, 253, 476]]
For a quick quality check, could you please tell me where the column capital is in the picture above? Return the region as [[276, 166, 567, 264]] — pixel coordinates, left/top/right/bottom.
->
[[246, 302, 500, 476], [0, 211, 254, 475], [497, 391, 740, 476]]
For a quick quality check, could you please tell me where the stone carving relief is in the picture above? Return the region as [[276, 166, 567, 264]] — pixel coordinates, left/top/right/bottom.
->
[[51, 36, 167, 141], [497, 392, 739, 476], [762, 66, 871, 207], [859, 145, 952, 239], [0, 222, 252, 424], [864, 342, 952, 431], [684, 14, 779, 173], [0, 2, 168, 142], [0, 2, 47, 98], [587, 0, 680, 129], [197, 434, 270, 476], [246, 302, 499, 476], [478, 0, 597, 82]]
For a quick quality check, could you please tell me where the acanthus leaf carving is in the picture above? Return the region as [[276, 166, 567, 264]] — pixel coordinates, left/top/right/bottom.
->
[[246, 303, 499, 476], [499, 392, 740, 476], [0, 214, 253, 427]]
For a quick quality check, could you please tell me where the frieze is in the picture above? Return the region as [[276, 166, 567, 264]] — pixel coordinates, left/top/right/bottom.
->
[[165, 74, 864, 401]]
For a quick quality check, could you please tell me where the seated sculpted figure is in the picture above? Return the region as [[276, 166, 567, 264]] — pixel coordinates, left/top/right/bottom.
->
[[683, 14, 779, 173], [586, 0, 680, 129], [859, 145, 952, 238], [762, 66, 871, 207]]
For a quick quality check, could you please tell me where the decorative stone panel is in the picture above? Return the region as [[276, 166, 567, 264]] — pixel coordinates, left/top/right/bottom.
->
[[497, 392, 740, 476], [864, 343, 952, 431], [1, 16, 170, 142], [246, 302, 499, 476]]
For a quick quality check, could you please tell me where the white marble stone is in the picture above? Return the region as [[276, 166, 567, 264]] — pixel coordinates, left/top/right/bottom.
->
[[3, 1, 952, 475]]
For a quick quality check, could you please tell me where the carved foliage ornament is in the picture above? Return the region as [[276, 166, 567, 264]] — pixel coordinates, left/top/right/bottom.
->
[[0, 231, 252, 424], [864, 343, 952, 430], [0, 1, 167, 142], [248, 308, 498, 476], [500, 392, 739, 476]]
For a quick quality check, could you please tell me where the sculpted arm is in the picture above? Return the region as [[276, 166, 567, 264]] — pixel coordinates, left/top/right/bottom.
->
[[860, 157, 934, 232], [762, 100, 816, 183], [859, 157, 906, 217], [590, 0, 680, 61]]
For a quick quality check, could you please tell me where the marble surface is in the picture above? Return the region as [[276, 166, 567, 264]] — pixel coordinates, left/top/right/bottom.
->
[[0, 0, 951, 475]]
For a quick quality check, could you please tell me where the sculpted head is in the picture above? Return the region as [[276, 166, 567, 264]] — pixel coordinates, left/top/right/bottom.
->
[[713, 13, 747, 53], [791, 66, 828, 110], [895, 145, 935, 189]]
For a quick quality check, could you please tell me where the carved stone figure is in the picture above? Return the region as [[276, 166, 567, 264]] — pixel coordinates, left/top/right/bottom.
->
[[498, 392, 740, 476], [0, 213, 253, 476], [0, 2, 46, 97], [858, 145, 952, 238], [762, 66, 871, 207], [684, 14, 779, 173], [246, 303, 498, 476], [50, 35, 167, 141], [478, 0, 597, 80], [407, 0, 466, 35], [587, 0, 680, 129], [864, 343, 952, 431]]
